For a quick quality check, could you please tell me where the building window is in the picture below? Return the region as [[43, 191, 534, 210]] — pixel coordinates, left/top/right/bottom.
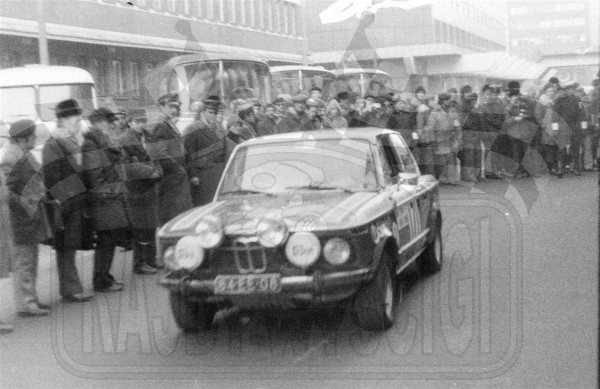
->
[[267, 0, 274, 31], [113, 60, 124, 95], [258, 0, 265, 29], [219, 0, 225, 22], [290, 4, 297, 35], [130, 62, 140, 95], [283, 1, 289, 34], [239, 0, 246, 25], [152, 0, 161, 11], [249, 0, 256, 27]]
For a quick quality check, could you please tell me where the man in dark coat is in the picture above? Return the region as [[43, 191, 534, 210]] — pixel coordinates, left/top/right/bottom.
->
[[82, 108, 129, 292], [457, 90, 483, 181], [387, 99, 418, 149], [41, 99, 93, 302], [152, 93, 192, 225], [118, 108, 162, 274], [256, 104, 279, 136], [184, 97, 232, 207], [554, 84, 585, 175], [277, 93, 310, 133], [477, 85, 506, 179], [226, 102, 259, 143], [1, 120, 50, 315]]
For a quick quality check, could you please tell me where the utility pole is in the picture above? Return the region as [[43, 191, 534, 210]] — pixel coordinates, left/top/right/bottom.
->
[[302, 0, 309, 65], [37, 0, 49, 65]]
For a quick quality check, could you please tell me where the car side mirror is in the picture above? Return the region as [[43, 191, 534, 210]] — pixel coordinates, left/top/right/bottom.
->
[[397, 173, 418, 186]]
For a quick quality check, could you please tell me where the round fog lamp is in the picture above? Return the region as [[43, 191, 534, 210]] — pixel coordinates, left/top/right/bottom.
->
[[174, 236, 205, 271], [257, 218, 289, 247], [323, 237, 350, 265], [163, 246, 178, 270], [285, 232, 321, 268], [194, 215, 223, 248]]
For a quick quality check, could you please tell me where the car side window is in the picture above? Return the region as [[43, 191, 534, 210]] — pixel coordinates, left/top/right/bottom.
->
[[389, 134, 419, 176], [378, 135, 403, 183]]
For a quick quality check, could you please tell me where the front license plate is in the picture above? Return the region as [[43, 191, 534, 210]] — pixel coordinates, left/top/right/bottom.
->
[[214, 274, 282, 295]]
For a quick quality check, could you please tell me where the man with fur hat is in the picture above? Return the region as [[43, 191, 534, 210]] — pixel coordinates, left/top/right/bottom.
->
[[41, 99, 93, 302], [1, 120, 50, 315], [152, 93, 192, 225], [504, 85, 539, 178], [184, 96, 232, 206]]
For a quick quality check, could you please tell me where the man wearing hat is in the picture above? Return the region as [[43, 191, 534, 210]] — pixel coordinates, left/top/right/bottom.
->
[[119, 108, 163, 274], [41, 99, 93, 302], [1, 120, 50, 315], [226, 101, 259, 144], [183, 96, 232, 206], [477, 85, 507, 179], [152, 93, 192, 225], [277, 93, 309, 133]]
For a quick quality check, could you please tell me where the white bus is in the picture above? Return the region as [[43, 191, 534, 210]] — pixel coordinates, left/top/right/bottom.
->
[[331, 68, 393, 98], [271, 65, 335, 100], [0, 65, 97, 159]]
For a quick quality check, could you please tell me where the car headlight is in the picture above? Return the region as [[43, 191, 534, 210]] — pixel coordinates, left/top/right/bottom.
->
[[256, 218, 289, 248], [285, 232, 321, 268], [323, 237, 351, 265], [163, 246, 178, 270], [194, 215, 223, 248], [173, 236, 205, 271]]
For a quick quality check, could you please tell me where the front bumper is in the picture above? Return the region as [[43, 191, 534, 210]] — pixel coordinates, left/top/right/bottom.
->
[[159, 267, 372, 308]]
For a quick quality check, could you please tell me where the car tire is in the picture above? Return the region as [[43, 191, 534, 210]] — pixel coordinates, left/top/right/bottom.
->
[[418, 217, 443, 275], [169, 291, 217, 332], [352, 254, 395, 331]]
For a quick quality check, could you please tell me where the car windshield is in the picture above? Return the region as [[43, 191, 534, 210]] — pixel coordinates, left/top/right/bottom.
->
[[218, 138, 378, 197]]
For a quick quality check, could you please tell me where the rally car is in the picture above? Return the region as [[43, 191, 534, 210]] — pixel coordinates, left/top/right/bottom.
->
[[158, 128, 442, 331]]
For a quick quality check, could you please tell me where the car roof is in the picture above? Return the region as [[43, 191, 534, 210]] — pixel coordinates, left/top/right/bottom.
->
[[244, 128, 398, 146], [168, 53, 268, 67]]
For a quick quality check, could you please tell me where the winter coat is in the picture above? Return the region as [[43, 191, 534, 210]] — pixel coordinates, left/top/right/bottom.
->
[[81, 129, 130, 231], [387, 109, 417, 147], [504, 97, 539, 142], [1, 143, 46, 245], [184, 119, 233, 206], [0, 169, 15, 277], [423, 107, 460, 154], [554, 94, 584, 138], [41, 135, 90, 250], [536, 100, 569, 148], [256, 116, 279, 136], [118, 129, 162, 229], [152, 120, 192, 225], [278, 111, 309, 133], [477, 100, 506, 146]]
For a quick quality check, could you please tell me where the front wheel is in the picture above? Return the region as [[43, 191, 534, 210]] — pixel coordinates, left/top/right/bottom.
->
[[418, 218, 443, 275], [352, 254, 395, 331], [169, 292, 217, 332]]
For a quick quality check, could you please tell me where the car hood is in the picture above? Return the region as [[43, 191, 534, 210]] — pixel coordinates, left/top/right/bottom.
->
[[161, 190, 398, 236]]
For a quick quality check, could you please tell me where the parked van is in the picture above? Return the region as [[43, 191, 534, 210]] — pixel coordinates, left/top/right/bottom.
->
[[0, 65, 97, 159]]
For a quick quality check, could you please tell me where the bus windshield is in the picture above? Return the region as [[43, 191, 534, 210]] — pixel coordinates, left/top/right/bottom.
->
[[162, 60, 271, 110], [333, 71, 393, 97], [272, 69, 335, 99]]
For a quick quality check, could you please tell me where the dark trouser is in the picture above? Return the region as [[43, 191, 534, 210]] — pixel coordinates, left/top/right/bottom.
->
[[509, 138, 529, 176], [132, 228, 156, 269], [459, 140, 481, 181], [416, 142, 435, 176], [541, 144, 558, 172], [93, 228, 128, 289], [569, 133, 583, 172], [56, 248, 84, 297]]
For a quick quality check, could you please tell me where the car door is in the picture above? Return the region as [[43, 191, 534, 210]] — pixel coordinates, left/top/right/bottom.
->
[[377, 134, 422, 269]]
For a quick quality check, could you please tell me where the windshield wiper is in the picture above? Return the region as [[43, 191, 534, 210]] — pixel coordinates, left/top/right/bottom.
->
[[220, 189, 275, 196], [285, 182, 354, 193]]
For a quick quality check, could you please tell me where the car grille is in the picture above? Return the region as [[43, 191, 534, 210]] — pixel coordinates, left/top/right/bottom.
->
[[203, 237, 305, 277]]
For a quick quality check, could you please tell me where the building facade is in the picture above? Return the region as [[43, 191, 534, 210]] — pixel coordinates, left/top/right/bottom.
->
[[508, 0, 599, 85], [306, 0, 553, 95], [0, 0, 305, 107]]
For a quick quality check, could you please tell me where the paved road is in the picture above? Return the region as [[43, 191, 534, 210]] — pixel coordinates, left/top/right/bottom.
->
[[0, 173, 597, 388]]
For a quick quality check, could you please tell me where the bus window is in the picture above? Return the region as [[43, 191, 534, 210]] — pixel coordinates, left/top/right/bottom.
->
[[0, 87, 36, 123], [38, 84, 95, 121]]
